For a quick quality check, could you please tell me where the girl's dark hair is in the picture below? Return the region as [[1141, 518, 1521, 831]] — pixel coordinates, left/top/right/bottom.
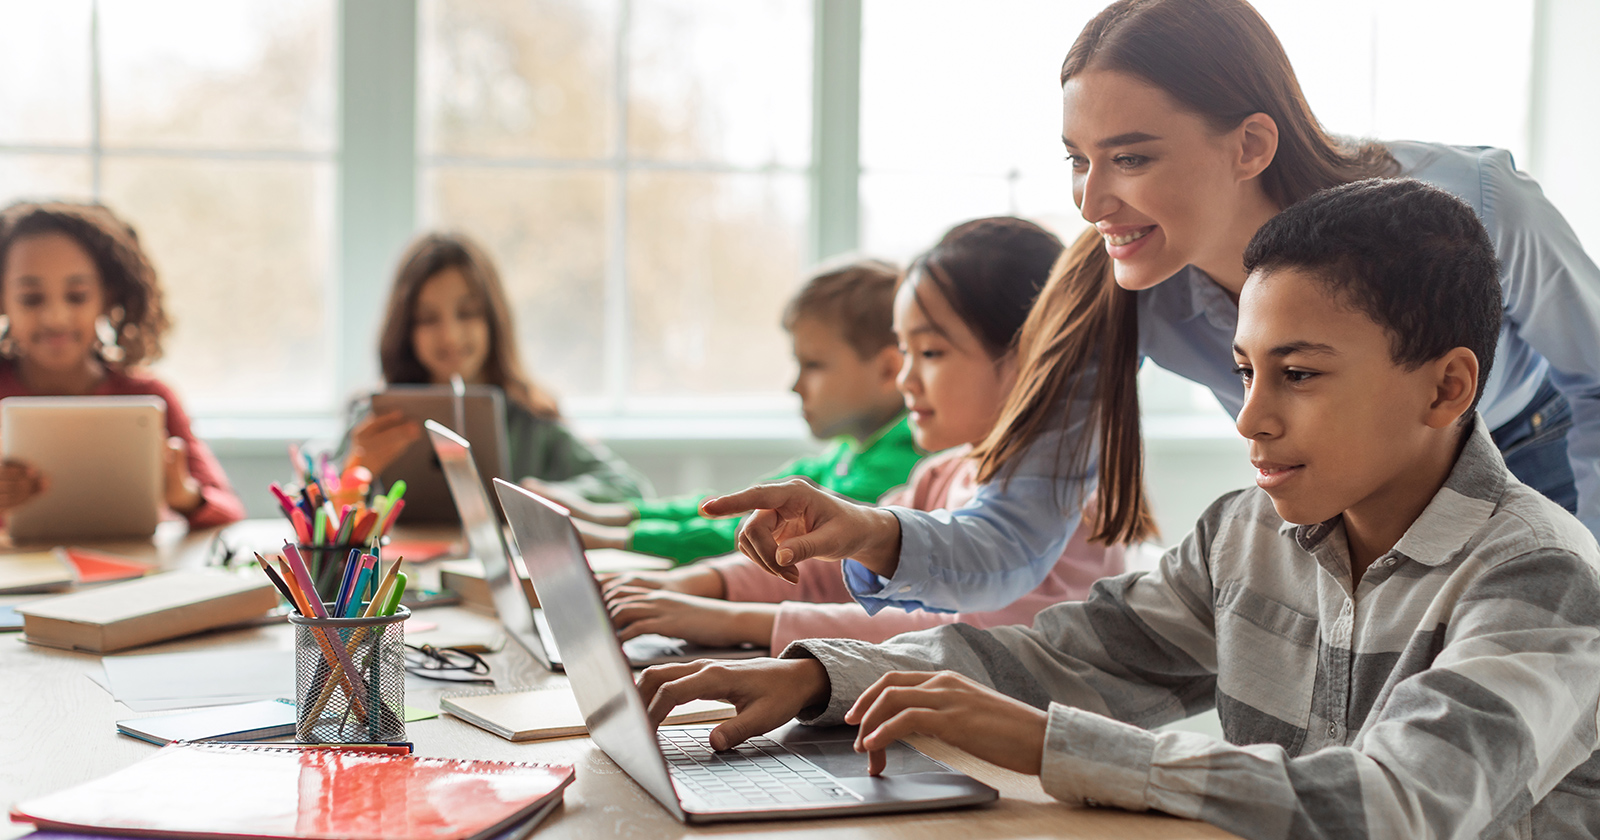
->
[[972, 228, 1157, 545], [378, 232, 559, 419], [905, 217, 1063, 361], [1063, 0, 1397, 208], [0, 201, 170, 368]]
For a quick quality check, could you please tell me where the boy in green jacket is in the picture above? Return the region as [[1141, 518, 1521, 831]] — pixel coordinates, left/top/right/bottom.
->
[[538, 258, 921, 564]]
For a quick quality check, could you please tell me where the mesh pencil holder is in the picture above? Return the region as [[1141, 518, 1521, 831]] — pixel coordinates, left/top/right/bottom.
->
[[288, 605, 410, 744]]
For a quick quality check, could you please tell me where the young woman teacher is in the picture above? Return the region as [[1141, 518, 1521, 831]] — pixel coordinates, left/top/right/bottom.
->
[[706, 0, 1600, 614]]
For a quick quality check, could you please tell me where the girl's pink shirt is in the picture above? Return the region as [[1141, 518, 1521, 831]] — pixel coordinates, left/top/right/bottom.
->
[[0, 363, 247, 531], [707, 445, 1124, 650]]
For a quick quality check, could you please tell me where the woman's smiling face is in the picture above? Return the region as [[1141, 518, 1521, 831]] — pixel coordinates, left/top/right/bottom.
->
[[1063, 69, 1271, 291]]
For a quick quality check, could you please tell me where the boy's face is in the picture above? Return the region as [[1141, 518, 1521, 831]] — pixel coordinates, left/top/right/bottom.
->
[[789, 315, 900, 440], [1232, 267, 1457, 528]]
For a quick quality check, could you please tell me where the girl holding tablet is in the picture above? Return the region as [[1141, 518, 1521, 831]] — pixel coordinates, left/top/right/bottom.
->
[[350, 232, 647, 503], [0, 201, 245, 529], [706, 0, 1600, 613]]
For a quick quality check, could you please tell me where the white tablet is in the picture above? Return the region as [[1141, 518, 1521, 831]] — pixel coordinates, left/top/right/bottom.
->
[[1, 395, 167, 543], [368, 384, 509, 525]]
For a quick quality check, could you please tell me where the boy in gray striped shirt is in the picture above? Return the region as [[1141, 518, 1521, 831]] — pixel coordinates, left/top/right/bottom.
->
[[639, 179, 1600, 839]]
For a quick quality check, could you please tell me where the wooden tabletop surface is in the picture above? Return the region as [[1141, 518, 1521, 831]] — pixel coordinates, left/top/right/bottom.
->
[[0, 522, 1239, 839]]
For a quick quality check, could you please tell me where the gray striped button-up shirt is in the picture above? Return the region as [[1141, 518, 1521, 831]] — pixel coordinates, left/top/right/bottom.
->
[[789, 416, 1600, 839]]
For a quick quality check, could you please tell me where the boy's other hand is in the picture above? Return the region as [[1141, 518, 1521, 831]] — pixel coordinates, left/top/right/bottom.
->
[[700, 478, 903, 582], [606, 587, 775, 647], [636, 658, 830, 751], [0, 460, 45, 513], [350, 410, 422, 476], [599, 565, 726, 600], [162, 437, 203, 514], [519, 477, 635, 526], [845, 670, 1048, 777]]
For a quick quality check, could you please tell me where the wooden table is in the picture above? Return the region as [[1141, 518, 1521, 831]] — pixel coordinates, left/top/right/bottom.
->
[[0, 525, 1239, 839]]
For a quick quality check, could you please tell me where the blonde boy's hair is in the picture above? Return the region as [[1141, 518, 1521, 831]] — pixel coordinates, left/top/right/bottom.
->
[[781, 257, 901, 360]]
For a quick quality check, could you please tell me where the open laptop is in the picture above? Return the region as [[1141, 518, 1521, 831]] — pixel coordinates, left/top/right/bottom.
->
[[426, 421, 766, 671], [492, 477, 998, 823], [370, 384, 509, 525], [1, 396, 165, 543]]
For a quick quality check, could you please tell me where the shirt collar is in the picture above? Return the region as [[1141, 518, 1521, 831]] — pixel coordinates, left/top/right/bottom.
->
[[1282, 414, 1505, 566]]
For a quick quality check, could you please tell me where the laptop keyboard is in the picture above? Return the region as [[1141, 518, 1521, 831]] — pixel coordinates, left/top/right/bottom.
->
[[658, 728, 861, 809]]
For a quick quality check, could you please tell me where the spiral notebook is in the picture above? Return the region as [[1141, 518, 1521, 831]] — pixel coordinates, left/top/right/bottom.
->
[[10, 741, 574, 840]]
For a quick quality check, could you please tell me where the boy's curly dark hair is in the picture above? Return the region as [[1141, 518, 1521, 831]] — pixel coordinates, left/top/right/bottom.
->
[[0, 201, 170, 367], [1243, 178, 1502, 420]]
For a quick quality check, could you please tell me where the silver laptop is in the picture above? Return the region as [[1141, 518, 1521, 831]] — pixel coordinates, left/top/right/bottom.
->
[[426, 421, 766, 671], [1, 396, 165, 542], [492, 477, 999, 823]]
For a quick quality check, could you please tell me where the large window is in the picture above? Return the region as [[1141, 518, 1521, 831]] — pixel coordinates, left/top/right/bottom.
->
[[0, 0, 1569, 435], [418, 0, 813, 416], [0, 0, 337, 414]]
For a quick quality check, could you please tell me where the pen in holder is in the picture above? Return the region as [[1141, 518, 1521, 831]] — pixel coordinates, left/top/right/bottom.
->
[[296, 541, 386, 601], [289, 605, 409, 744]]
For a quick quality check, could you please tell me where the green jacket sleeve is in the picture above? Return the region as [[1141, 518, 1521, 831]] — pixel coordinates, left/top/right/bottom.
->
[[627, 446, 837, 564], [815, 416, 922, 503]]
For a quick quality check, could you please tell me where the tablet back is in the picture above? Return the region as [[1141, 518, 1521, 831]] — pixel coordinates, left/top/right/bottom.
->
[[368, 385, 509, 524], [1, 396, 166, 542]]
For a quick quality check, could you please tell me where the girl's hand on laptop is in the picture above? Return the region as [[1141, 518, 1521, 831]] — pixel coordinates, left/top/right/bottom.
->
[[0, 460, 45, 513], [162, 437, 203, 514], [637, 658, 829, 751], [350, 410, 422, 476], [846, 670, 1047, 777], [519, 477, 635, 526], [701, 479, 903, 583], [599, 565, 726, 599], [606, 588, 774, 648]]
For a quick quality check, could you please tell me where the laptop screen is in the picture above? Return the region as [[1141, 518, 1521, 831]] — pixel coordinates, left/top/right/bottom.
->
[[425, 421, 548, 665], [491, 478, 683, 818]]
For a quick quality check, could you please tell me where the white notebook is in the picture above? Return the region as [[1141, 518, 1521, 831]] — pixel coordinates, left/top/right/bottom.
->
[[443, 685, 733, 742]]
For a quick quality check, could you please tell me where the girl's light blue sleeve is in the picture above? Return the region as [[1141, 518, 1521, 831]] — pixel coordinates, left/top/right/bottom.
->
[[843, 387, 1098, 614], [1483, 149, 1600, 538]]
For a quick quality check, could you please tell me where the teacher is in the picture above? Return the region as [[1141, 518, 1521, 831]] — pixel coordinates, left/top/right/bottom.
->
[[705, 0, 1600, 613]]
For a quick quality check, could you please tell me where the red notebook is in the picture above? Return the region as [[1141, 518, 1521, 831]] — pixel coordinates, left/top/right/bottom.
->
[[11, 742, 573, 840]]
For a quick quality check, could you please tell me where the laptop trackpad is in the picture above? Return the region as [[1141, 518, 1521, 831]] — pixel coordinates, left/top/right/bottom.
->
[[785, 739, 949, 778]]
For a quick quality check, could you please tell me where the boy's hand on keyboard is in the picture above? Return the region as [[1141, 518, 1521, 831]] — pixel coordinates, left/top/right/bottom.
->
[[606, 587, 775, 647], [637, 658, 829, 751], [701, 479, 903, 583], [845, 670, 1048, 777], [0, 459, 44, 512]]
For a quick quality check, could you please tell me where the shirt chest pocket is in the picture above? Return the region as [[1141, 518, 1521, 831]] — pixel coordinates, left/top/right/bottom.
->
[[1212, 584, 1320, 753]]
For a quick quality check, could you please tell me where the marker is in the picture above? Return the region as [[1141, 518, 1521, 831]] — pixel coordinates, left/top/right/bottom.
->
[[384, 480, 407, 508], [332, 548, 362, 616], [345, 565, 374, 618], [290, 509, 313, 545], [382, 572, 408, 616], [268, 483, 298, 517]]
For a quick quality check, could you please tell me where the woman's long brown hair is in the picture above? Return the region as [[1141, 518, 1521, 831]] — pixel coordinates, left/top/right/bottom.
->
[[378, 232, 559, 419], [975, 0, 1403, 545], [972, 229, 1155, 545]]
